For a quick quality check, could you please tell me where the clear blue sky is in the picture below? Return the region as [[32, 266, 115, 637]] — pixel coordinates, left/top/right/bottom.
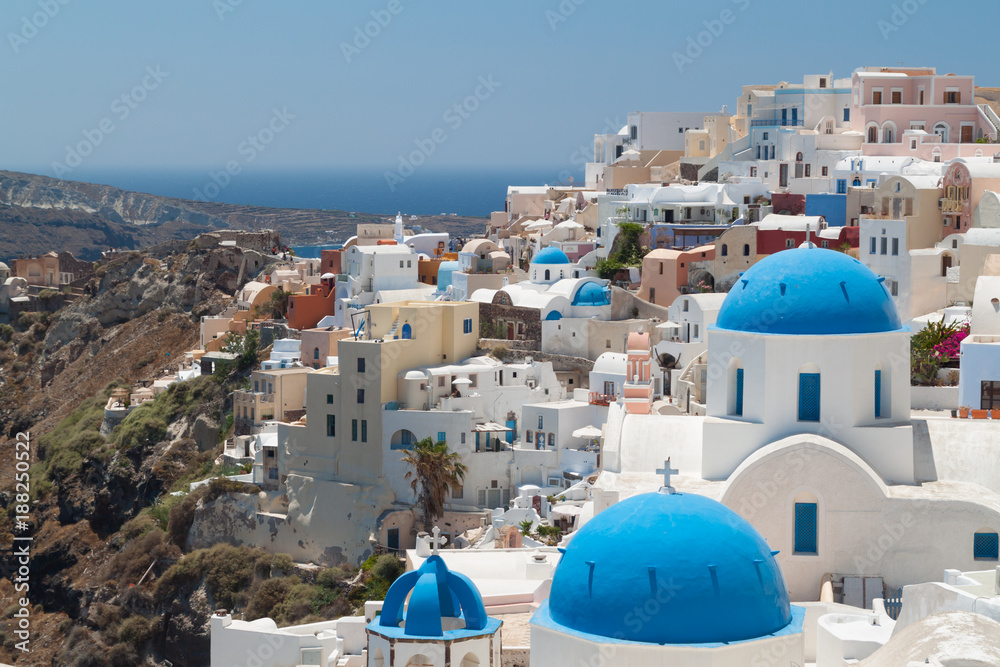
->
[[3, 0, 998, 175]]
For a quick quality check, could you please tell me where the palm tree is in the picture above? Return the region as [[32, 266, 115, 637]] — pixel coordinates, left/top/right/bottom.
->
[[401, 437, 467, 532]]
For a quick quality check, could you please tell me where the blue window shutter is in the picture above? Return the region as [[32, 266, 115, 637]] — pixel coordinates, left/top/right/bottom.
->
[[795, 503, 818, 554], [735, 368, 744, 416], [974, 532, 999, 560], [798, 373, 821, 422], [874, 370, 882, 418], [437, 431, 445, 443]]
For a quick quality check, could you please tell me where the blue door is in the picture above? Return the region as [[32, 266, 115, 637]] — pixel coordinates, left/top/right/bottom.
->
[[798, 373, 821, 422], [505, 419, 516, 444], [401, 323, 412, 339]]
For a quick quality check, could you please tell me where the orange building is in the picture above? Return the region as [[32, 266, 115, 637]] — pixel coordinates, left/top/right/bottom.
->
[[637, 245, 716, 306], [286, 276, 338, 330], [320, 249, 343, 275]]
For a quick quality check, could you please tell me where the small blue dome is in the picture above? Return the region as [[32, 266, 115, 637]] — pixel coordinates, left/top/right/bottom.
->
[[532, 247, 571, 265], [715, 247, 902, 335], [373, 555, 491, 638], [436, 260, 460, 290], [572, 281, 611, 307], [544, 492, 792, 645]]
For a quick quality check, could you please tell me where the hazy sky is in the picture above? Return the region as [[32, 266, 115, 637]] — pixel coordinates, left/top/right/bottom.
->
[[4, 0, 999, 175]]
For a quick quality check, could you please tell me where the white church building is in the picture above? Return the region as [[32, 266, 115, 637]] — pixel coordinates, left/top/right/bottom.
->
[[598, 245, 1000, 602]]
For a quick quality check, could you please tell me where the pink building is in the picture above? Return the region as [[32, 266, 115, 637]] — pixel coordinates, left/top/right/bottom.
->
[[621, 332, 654, 415], [851, 67, 996, 161]]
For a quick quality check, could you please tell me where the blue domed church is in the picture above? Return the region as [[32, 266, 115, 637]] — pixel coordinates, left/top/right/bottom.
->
[[703, 246, 914, 484], [530, 487, 804, 664]]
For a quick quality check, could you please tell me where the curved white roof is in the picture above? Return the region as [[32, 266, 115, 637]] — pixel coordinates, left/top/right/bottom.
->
[[593, 352, 627, 375], [965, 228, 1000, 247], [755, 214, 825, 231]]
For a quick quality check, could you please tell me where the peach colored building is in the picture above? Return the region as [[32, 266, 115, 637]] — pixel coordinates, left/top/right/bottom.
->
[[300, 325, 353, 369], [13, 252, 64, 287], [637, 245, 716, 306], [941, 161, 1000, 235], [622, 331, 654, 415], [286, 276, 337, 331]]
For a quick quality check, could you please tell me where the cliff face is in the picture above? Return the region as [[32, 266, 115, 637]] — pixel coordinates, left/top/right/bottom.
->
[[0, 170, 489, 262]]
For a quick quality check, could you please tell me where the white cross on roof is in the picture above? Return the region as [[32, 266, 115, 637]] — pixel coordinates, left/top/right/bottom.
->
[[656, 458, 679, 494]]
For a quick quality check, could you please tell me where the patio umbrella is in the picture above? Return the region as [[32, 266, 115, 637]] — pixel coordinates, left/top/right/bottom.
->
[[572, 425, 603, 439]]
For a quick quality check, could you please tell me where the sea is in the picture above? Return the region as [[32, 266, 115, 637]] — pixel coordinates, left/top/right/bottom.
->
[[42, 165, 582, 218]]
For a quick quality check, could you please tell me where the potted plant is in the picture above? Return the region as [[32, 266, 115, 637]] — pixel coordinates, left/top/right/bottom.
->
[[959, 406, 970, 419]]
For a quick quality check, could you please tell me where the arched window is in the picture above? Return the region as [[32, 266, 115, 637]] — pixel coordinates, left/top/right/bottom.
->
[[544, 269, 550, 281], [460, 654, 481, 667], [743, 244, 750, 257], [875, 363, 891, 419], [313, 347, 320, 360], [728, 358, 744, 417], [548, 433, 555, 448], [796, 152, 803, 162], [406, 655, 434, 667], [721, 244, 728, 257], [798, 364, 821, 422], [867, 125, 878, 143], [371, 649, 385, 667], [853, 177, 861, 187], [882, 122, 895, 144], [933, 122, 949, 143], [401, 323, 412, 339]]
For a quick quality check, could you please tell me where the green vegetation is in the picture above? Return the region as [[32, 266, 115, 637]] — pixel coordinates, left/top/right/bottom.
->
[[112, 375, 223, 451], [401, 437, 467, 531], [252, 288, 292, 320], [221, 329, 260, 374], [911, 319, 968, 386], [596, 221, 648, 280]]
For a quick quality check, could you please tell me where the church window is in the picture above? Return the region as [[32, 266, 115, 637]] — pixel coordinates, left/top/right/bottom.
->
[[798, 372, 821, 422], [795, 503, 818, 554], [735, 368, 744, 416], [974, 532, 999, 560], [874, 370, 882, 418], [544, 269, 550, 281]]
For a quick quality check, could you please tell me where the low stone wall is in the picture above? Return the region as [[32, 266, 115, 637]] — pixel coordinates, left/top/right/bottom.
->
[[912, 385, 959, 411], [479, 347, 594, 374], [479, 338, 538, 351]]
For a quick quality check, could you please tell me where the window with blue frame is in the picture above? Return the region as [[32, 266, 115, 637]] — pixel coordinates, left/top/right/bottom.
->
[[361, 420, 367, 442], [352, 419, 358, 442], [798, 373, 821, 422], [735, 368, 744, 417], [327, 414, 335, 437], [463, 318, 473, 334], [974, 532, 999, 560], [795, 503, 818, 554], [357, 388, 365, 404], [870, 237, 877, 254], [327, 394, 333, 404], [538, 415, 543, 429], [836, 180, 847, 194], [843, 108, 850, 122], [874, 370, 882, 418], [437, 431, 446, 443]]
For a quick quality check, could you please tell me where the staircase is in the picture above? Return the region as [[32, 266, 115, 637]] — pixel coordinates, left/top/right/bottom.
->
[[386, 316, 400, 339], [979, 104, 1000, 141]]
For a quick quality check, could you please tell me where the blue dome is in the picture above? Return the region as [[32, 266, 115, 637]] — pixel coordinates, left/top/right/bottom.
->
[[715, 247, 902, 335], [436, 260, 460, 290], [572, 281, 611, 307], [532, 247, 571, 265], [373, 555, 495, 638], [543, 492, 792, 645]]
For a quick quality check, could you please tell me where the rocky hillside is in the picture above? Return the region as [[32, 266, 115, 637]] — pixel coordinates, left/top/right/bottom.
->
[[0, 170, 489, 261], [0, 240, 405, 666]]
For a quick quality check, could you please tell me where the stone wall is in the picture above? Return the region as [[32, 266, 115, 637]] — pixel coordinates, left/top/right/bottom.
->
[[209, 230, 282, 254], [477, 302, 541, 346]]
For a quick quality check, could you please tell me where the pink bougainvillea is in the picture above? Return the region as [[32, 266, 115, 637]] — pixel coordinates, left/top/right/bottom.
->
[[932, 322, 969, 360]]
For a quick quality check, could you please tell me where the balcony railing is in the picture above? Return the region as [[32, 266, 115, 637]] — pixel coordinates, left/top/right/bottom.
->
[[588, 392, 616, 406], [750, 118, 804, 128]]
